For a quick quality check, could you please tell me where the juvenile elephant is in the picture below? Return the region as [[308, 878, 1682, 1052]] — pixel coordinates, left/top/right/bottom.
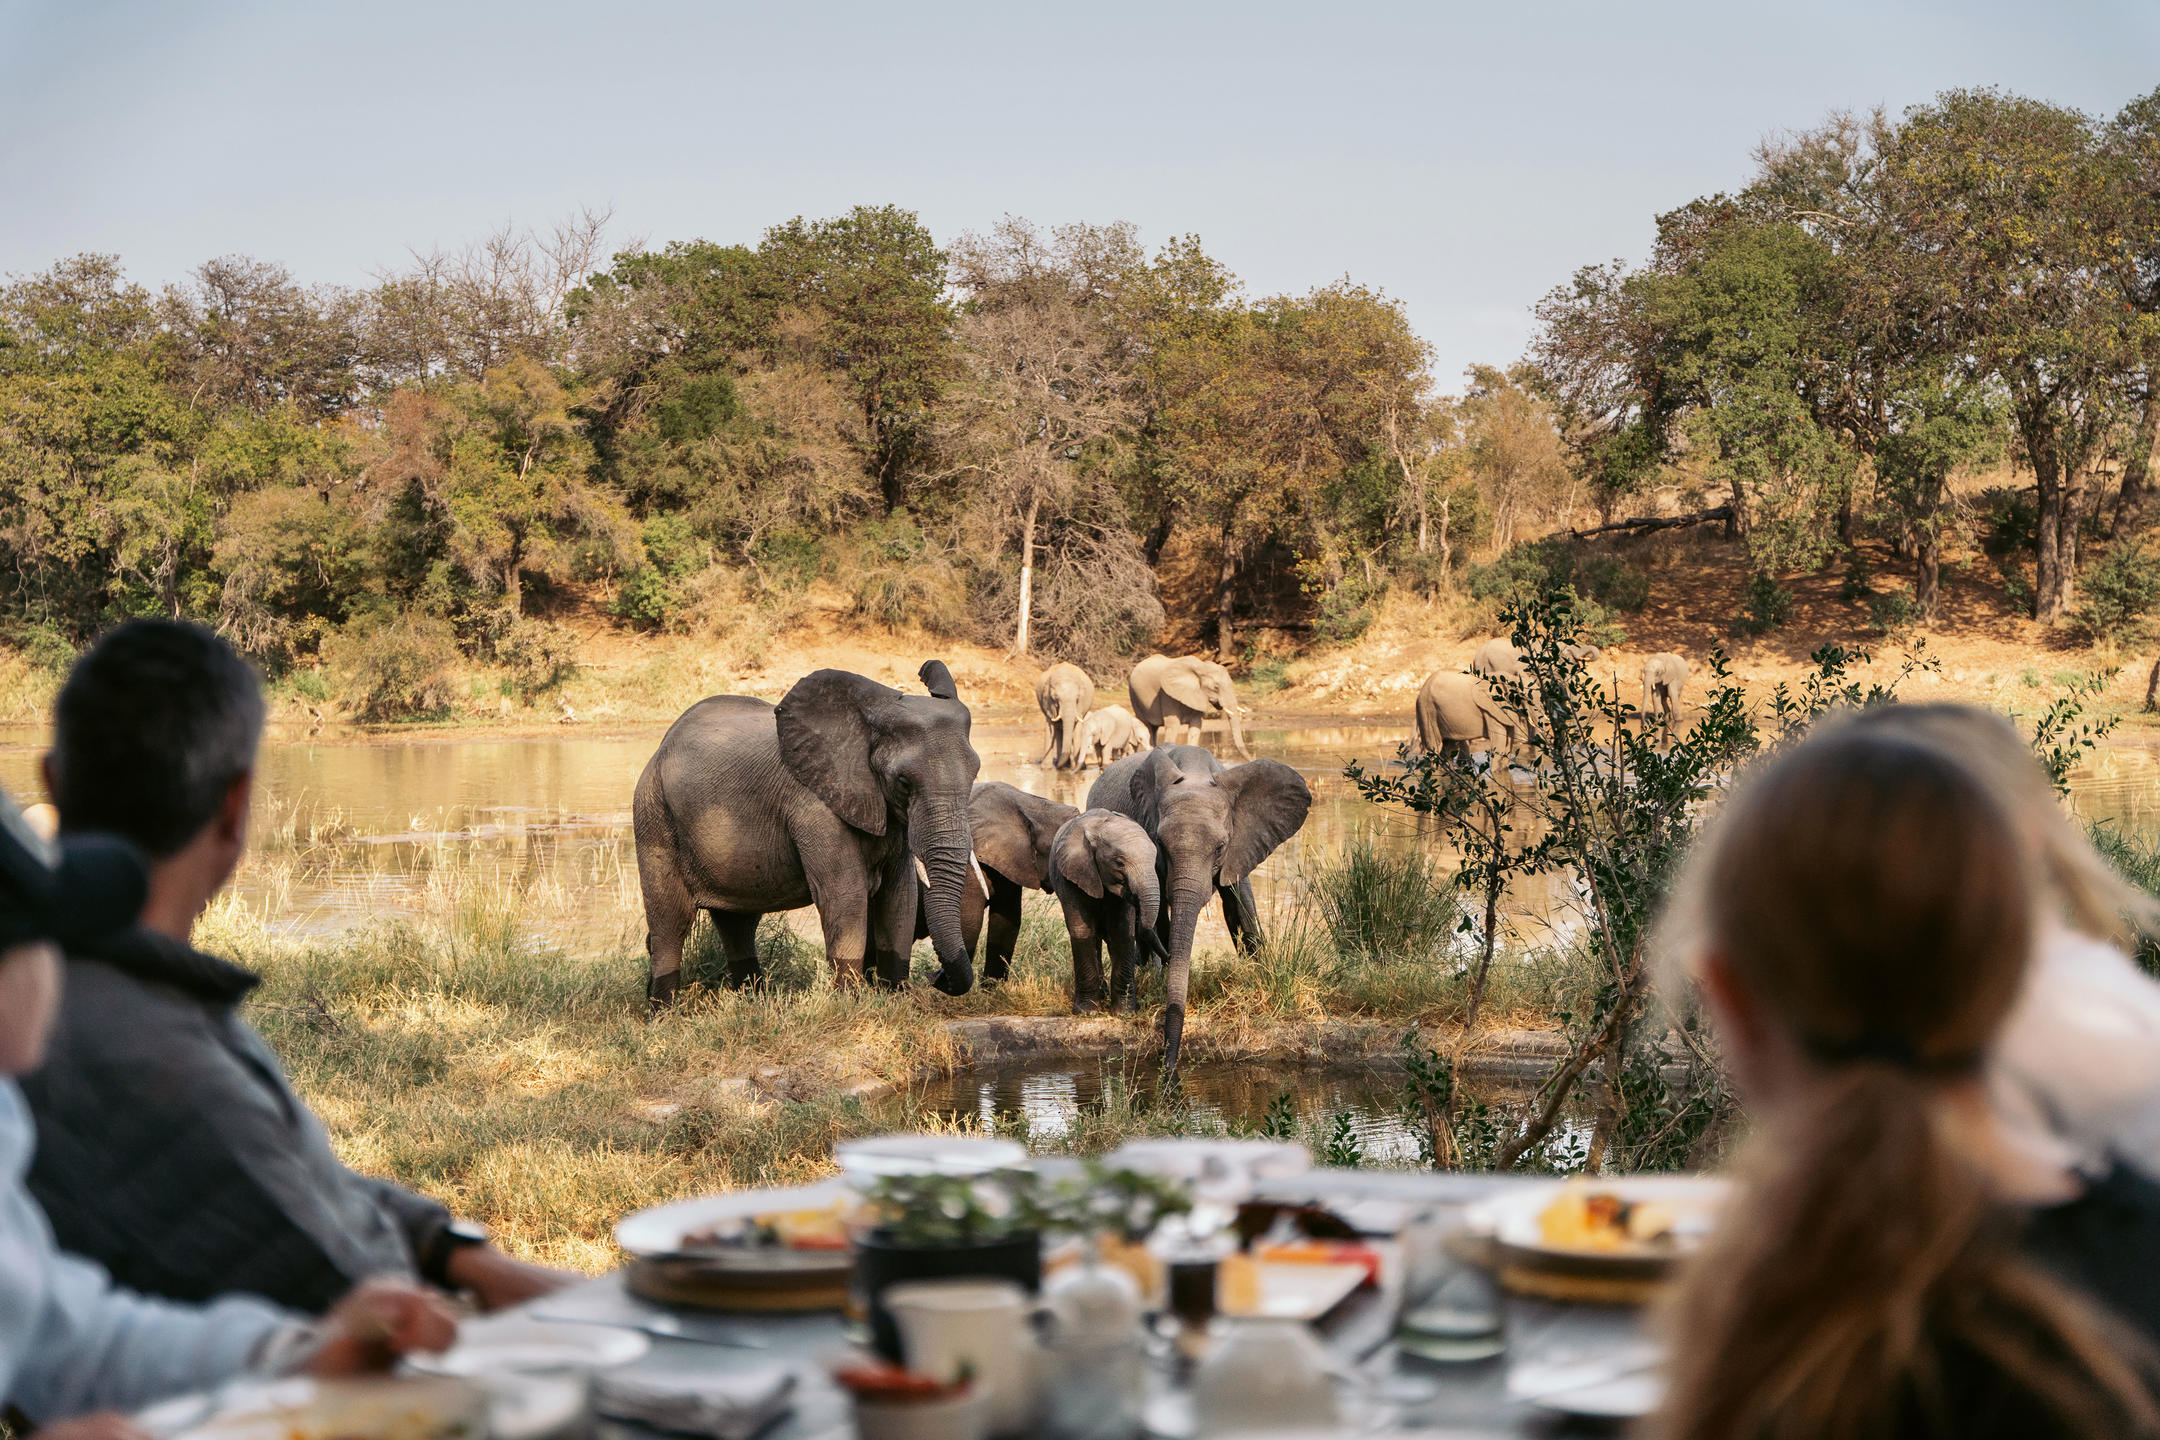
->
[[1641, 653, 1690, 736], [1046, 810, 1165, 1013], [1469, 637, 1603, 683], [1091, 746, 1312, 1076], [1035, 662, 1095, 769], [1415, 670, 1524, 761], [958, 781, 1079, 983], [633, 663, 981, 1007], [1075, 705, 1151, 768], [1127, 654, 1252, 759]]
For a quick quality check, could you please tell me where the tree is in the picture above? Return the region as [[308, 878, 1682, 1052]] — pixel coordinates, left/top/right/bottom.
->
[[1456, 364, 1573, 551], [2106, 87, 2160, 538], [947, 219, 1144, 657], [759, 206, 954, 513]]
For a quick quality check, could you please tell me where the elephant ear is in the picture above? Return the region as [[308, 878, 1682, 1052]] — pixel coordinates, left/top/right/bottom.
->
[[1050, 817, 1104, 900], [1158, 661, 1210, 712], [919, 659, 958, 700], [972, 786, 1074, 891], [775, 669, 900, 835], [1220, 759, 1312, 886]]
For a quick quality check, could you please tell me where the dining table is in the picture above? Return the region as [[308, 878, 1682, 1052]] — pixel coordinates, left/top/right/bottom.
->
[[540, 1165, 1658, 1440]]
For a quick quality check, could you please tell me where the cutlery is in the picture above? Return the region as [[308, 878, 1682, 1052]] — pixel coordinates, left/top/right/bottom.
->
[[530, 1311, 767, 1349]]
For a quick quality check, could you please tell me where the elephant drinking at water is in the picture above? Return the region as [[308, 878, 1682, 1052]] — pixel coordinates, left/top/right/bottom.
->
[[1035, 662, 1094, 770], [1127, 655, 1252, 758], [632, 664, 982, 1006], [1047, 811, 1165, 1013], [1091, 745, 1311, 1076]]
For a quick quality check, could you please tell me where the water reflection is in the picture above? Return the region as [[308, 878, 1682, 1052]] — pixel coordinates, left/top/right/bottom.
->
[[0, 714, 2148, 957]]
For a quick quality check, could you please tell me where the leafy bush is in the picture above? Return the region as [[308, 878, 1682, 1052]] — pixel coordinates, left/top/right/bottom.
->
[[326, 617, 459, 722], [1313, 576, 1380, 643], [1581, 555, 1651, 613], [1392, 550, 1453, 599], [1979, 486, 2038, 559], [1466, 539, 1571, 605], [1867, 590, 1919, 639], [496, 619, 577, 697], [1, 622, 77, 676], [612, 567, 681, 631], [1243, 655, 1291, 695], [846, 513, 965, 633], [1736, 573, 1794, 635], [1839, 550, 1875, 601], [1305, 840, 1460, 962], [2073, 544, 2160, 646]]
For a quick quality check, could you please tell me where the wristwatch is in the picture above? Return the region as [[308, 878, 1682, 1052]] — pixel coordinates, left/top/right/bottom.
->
[[422, 1218, 491, 1287]]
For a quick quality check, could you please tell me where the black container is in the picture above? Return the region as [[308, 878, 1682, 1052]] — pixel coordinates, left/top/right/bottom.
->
[[854, 1228, 1044, 1362]]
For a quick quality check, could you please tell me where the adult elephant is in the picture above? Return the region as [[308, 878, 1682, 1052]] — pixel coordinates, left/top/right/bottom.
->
[[1075, 705, 1151, 768], [1469, 637, 1602, 682], [1127, 655, 1252, 759], [1035, 662, 1095, 770], [1091, 746, 1311, 1076], [633, 662, 981, 1007], [1641, 653, 1690, 737], [1414, 670, 1524, 761]]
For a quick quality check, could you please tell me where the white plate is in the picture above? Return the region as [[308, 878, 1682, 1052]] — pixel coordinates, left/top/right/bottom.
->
[[1225, 1261, 1369, 1322], [1106, 1138, 1310, 1193], [1509, 1350, 1665, 1420], [834, 1133, 1028, 1178], [406, 1316, 650, 1376], [615, 1177, 853, 1263], [1467, 1176, 1727, 1265], [138, 1377, 488, 1440]]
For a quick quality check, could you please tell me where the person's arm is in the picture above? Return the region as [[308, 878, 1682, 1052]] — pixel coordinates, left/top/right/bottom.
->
[[354, 1177, 576, 1311]]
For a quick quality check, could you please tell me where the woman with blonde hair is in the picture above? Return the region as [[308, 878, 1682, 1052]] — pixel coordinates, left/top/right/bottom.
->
[[1852, 703, 2160, 1178], [1652, 723, 2160, 1440]]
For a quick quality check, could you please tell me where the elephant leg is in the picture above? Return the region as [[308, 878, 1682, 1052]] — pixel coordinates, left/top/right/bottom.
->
[[1219, 878, 1264, 954], [638, 852, 695, 1012], [869, 850, 918, 989], [1035, 718, 1057, 766], [709, 909, 763, 989], [806, 862, 873, 986], [1104, 909, 1139, 1014], [981, 870, 1024, 984], [1068, 911, 1106, 1014]]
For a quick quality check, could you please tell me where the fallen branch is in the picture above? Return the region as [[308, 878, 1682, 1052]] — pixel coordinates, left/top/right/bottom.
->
[[1569, 505, 1733, 541]]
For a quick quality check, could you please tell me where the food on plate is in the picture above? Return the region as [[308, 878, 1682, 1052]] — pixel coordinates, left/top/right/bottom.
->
[[832, 1359, 971, 1404], [1537, 1182, 1679, 1253], [680, 1200, 852, 1252]]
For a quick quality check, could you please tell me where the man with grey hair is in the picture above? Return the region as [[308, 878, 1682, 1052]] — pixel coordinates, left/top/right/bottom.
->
[[19, 619, 572, 1314]]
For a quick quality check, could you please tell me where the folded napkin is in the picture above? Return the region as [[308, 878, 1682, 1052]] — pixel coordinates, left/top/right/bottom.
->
[[592, 1366, 797, 1440]]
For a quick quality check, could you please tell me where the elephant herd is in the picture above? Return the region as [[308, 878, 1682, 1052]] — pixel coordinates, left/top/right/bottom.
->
[[1413, 640, 1694, 760], [632, 640, 1693, 1075], [634, 654, 1308, 1077]]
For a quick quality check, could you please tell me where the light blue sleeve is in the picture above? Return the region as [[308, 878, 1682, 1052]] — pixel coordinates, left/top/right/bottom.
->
[[11, 1239, 292, 1421]]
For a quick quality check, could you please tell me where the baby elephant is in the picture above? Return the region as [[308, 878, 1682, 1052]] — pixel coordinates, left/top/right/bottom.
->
[[1046, 810, 1166, 1013], [1076, 705, 1151, 768]]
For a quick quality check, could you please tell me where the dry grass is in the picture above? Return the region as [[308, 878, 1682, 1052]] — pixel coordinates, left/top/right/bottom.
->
[[197, 839, 1587, 1274]]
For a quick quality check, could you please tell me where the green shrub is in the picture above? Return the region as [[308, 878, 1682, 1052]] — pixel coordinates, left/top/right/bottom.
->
[[1867, 591, 1919, 639], [640, 514, 705, 579], [326, 617, 459, 722], [612, 567, 681, 631], [1736, 574, 1794, 635], [1466, 540, 1571, 605], [1979, 487, 2039, 558], [2073, 544, 2160, 646], [1243, 655, 1291, 696], [1392, 550, 1453, 599], [1578, 554, 1650, 613], [1839, 551, 1875, 602], [1313, 576, 1379, 643], [1304, 840, 1460, 963], [496, 619, 578, 697], [846, 514, 965, 633]]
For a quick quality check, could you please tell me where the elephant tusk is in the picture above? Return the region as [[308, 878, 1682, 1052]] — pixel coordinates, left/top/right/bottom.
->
[[971, 853, 993, 900]]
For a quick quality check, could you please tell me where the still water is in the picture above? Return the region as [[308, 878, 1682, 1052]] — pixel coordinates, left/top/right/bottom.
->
[[0, 716, 2155, 957]]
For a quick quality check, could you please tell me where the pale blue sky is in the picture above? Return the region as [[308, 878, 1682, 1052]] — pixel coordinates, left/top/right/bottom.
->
[[2, 0, 2154, 387]]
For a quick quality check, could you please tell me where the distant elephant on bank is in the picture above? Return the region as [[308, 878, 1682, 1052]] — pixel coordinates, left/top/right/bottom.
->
[[1047, 810, 1166, 1013], [1641, 653, 1690, 736], [1091, 746, 1312, 1076], [1075, 705, 1151, 768], [1035, 662, 1095, 770], [949, 781, 1080, 984], [1469, 638, 1603, 683], [1127, 655, 1252, 759], [633, 662, 981, 1006], [1415, 670, 1524, 762]]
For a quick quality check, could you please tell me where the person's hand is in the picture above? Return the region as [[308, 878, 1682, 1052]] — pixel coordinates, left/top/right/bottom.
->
[[305, 1278, 459, 1374], [33, 1414, 152, 1440], [444, 1244, 580, 1312]]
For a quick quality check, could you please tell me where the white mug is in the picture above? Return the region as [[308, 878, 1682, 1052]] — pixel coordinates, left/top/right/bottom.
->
[[881, 1278, 1042, 1437]]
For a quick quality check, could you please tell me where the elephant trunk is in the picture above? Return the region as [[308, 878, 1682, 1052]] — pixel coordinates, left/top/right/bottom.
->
[[1133, 869, 1166, 962], [1159, 863, 1211, 1077], [1222, 702, 1252, 760], [911, 795, 975, 995], [1061, 717, 1085, 770]]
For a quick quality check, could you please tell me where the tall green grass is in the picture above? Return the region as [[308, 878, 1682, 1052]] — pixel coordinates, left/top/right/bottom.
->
[[1302, 838, 1462, 963]]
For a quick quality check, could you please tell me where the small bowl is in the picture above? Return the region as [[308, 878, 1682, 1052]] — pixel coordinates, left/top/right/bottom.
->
[[850, 1385, 988, 1440]]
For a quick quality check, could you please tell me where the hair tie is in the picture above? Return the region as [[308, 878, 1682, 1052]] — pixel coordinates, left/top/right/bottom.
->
[[1802, 1030, 1977, 1075]]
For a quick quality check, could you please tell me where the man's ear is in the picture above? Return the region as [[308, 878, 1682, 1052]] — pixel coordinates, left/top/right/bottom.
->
[[220, 771, 255, 844]]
